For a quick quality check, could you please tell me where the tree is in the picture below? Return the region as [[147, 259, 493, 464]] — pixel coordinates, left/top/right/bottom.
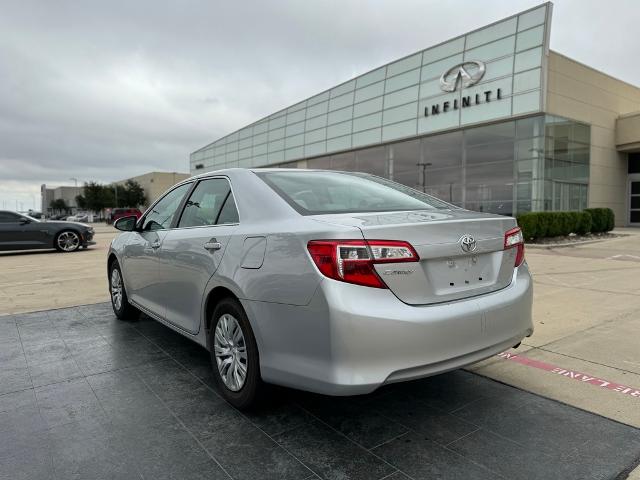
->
[[83, 182, 112, 212], [122, 180, 146, 207], [50, 198, 69, 212], [75, 195, 87, 210]]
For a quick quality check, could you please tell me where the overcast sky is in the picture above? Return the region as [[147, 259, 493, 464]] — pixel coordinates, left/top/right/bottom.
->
[[0, 0, 638, 211]]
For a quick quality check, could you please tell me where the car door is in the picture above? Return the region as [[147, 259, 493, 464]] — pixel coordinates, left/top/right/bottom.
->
[[160, 177, 239, 333], [0, 212, 44, 250], [122, 182, 193, 317], [0, 212, 22, 250]]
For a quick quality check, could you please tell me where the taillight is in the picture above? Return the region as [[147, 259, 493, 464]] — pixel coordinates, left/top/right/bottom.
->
[[504, 227, 525, 267], [307, 240, 419, 289]]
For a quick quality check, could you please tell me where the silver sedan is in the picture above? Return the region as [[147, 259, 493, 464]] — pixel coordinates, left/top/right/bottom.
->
[[108, 168, 533, 409]]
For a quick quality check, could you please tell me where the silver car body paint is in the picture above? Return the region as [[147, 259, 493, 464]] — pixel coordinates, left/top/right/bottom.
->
[[109, 168, 533, 395]]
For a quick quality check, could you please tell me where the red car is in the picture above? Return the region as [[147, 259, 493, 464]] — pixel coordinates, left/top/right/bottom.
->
[[110, 208, 142, 224]]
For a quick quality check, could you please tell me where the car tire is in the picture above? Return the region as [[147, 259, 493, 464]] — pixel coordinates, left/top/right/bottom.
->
[[108, 260, 138, 320], [54, 230, 81, 252], [209, 298, 263, 409]]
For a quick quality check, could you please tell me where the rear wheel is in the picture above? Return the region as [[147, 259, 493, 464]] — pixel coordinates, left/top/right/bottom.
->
[[209, 298, 263, 409], [109, 261, 138, 320], [55, 230, 81, 252]]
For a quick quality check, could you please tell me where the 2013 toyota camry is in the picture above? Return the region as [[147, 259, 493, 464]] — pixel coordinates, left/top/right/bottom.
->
[[108, 168, 533, 408]]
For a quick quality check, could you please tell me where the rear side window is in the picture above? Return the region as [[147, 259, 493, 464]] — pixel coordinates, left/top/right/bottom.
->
[[256, 171, 453, 215], [178, 178, 239, 228]]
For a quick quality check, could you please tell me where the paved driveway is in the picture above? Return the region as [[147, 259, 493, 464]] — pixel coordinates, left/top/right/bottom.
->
[[2, 303, 639, 480]]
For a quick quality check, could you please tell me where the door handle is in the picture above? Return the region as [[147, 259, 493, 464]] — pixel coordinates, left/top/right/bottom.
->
[[204, 241, 222, 251], [150, 241, 161, 249]]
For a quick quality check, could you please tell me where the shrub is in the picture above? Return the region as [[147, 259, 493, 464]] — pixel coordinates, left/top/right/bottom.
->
[[575, 211, 592, 235], [516, 209, 603, 240], [584, 208, 615, 233]]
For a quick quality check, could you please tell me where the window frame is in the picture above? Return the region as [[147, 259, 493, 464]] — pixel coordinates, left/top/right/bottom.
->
[[137, 181, 195, 232], [173, 176, 240, 230]]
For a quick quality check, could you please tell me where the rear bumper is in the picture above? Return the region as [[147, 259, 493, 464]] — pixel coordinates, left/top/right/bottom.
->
[[246, 263, 533, 396]]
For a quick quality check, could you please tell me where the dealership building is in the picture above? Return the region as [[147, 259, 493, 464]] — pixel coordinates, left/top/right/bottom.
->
[[190, 3, 640, 226]]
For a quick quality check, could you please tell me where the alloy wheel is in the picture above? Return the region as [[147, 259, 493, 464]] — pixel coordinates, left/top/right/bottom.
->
[[110, 268, 123, 311], [57, 231, 80, 251], [213, 314, 248, 391]]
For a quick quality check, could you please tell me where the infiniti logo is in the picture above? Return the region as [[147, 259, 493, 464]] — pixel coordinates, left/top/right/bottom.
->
[[439, 61, 486, 92], [459, 234, 477, 253]]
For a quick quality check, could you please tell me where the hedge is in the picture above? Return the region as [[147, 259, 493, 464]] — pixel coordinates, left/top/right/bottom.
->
[[584, 208, 615, 233], [516, 208, 613, 241]]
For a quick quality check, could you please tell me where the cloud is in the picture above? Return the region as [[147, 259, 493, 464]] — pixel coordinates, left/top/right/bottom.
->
[[0, 0, 638, 210]]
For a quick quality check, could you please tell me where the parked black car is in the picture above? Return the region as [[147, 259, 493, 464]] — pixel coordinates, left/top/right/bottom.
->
[[0, 210, 95, 252]]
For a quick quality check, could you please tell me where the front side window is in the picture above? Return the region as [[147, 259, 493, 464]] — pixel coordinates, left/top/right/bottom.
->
[[142, 183, 192, 231], [0, 212, 20, 223], [257, 171, 453, 215], [178, 178, 239, 228]]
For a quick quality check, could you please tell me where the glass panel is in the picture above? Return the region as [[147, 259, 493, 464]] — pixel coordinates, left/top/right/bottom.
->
[[257, 170, 451, 215], [143, 183, 191, 231], [286, 109, 306, 125], [465, 121, 515, 146], [422, 37, 465, 65], [354, 96, 383, 117], [422, 131, 463, 168], [354, 81, 385, 103], [305, 114, 327, 131], [387, 53, 422, 77], [356, 67, 386, 88], [327, 120, 352, 139], [307, 155, 331, 169], [390, 139, 420, 188], [514, 47, 543, 72], [421, 54, 463, 82], [268, 127, 285, 141], [384, 85, 420, 109], [305, 141, 326, 157], [285, 134, 304, 148], [513, 68, 541, 93], [285, 146, 304, 161], [512, 90, 541, 114], [285, 121, 305, 137], [352, 128, 381, 147], [327, 135, 352, 152], [518, 6, 547, 31], [353, 112, 382, 133], [382, 102, 417, 125], [464, 36, 515, 63], [329, 92, 354, 112], [385, 68, 420, 94], [328, 106, 353, 125], [466, 17, 517, 49], [305, 128, 326, 144], [179, 179, 235, 228], [382, 119, 417, 142], [356, 146, 387, 177], [306, 101, 328, 118], [331, 151, 356, 171], [330, 79, 356, 98], [516, 25, 544, 52]]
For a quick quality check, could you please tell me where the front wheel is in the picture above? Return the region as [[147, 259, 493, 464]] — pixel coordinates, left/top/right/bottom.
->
[[55, 230, 81, 252], [210, 298, 263, 409], [109, 261, 138, 320]]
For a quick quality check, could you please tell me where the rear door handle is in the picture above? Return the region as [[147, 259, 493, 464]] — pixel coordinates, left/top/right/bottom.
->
[[204, 241, 222, 251]]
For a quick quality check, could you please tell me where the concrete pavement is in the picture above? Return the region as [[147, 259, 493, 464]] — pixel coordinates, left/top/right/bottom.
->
[[0, 224, 117, 315]]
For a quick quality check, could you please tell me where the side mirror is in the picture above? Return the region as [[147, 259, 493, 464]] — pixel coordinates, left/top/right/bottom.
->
[[114, 215, 138, 232], [19, 217, 31, 225]]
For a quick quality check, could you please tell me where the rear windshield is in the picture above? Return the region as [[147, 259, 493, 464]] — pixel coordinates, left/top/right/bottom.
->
[[256, 170, 454, 215]]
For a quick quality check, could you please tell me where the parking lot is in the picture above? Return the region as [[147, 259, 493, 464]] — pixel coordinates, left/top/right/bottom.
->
[[1, 226, 640, 479]]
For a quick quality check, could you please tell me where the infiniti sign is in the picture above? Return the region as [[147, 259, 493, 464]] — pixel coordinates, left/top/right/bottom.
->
[[439, 60, 486, 92]]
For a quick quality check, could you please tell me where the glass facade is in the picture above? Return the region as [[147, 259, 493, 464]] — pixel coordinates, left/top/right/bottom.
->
[[296, 114, 589, 216], [190, 4, 551, 173]]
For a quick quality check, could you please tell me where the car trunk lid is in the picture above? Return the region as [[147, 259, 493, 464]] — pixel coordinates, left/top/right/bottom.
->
[[311, 209, 518, 305]]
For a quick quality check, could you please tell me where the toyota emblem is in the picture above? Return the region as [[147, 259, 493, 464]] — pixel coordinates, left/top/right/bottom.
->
[[459, 234, 477, 253]]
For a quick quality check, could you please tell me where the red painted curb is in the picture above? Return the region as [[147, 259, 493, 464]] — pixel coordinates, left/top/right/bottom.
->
[[497, 351, 640, 399]]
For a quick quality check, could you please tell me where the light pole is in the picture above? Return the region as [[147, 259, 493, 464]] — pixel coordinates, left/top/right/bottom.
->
[[416, 162, 432, 193], [70, 178, 78, 187]]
